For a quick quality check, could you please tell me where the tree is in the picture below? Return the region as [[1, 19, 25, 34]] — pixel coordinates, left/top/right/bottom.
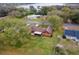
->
[[0, 4, 16, 17], [8, 8, 30, 18], [37, 6, 61, 15], [29, 6, 37, 14], [69, 9, 79, 24], [61, 7, 72, 20], [37, 6, 49, 15], [9, 10, 23, 18], [48, 9, 62, 16], [47, 15, 63, 31]]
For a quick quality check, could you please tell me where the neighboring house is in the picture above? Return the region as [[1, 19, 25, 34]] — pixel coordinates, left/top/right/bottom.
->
[[27, 15, 42, 20], [31, 25, 52, 37], [63, 23, 79, 41]]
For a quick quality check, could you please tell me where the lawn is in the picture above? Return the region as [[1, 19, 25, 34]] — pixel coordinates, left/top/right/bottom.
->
[[0, 16, 79, 55]]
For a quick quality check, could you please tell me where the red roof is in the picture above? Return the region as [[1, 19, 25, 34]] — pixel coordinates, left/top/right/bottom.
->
[[31, 26, 52, 34], [31, 26, 46, 32]]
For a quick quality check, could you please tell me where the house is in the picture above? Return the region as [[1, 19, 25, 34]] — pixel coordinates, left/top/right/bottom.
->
[[31, 26, 52, 37], [63, 23, 79, 41], [27, 15, 42, 20]]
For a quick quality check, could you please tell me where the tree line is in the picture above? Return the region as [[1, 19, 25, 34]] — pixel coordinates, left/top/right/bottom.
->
[[0, 4, 79, 23]]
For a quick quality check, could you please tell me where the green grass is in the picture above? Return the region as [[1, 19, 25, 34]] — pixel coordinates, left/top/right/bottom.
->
[[0, 16, 79, 55]]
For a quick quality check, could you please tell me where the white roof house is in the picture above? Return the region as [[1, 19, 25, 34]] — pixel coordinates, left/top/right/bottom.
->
[[27, 15, 42, 20]]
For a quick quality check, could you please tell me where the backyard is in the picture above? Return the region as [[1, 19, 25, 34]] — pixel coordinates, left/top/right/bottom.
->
[[0, 16, 79, 55]]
